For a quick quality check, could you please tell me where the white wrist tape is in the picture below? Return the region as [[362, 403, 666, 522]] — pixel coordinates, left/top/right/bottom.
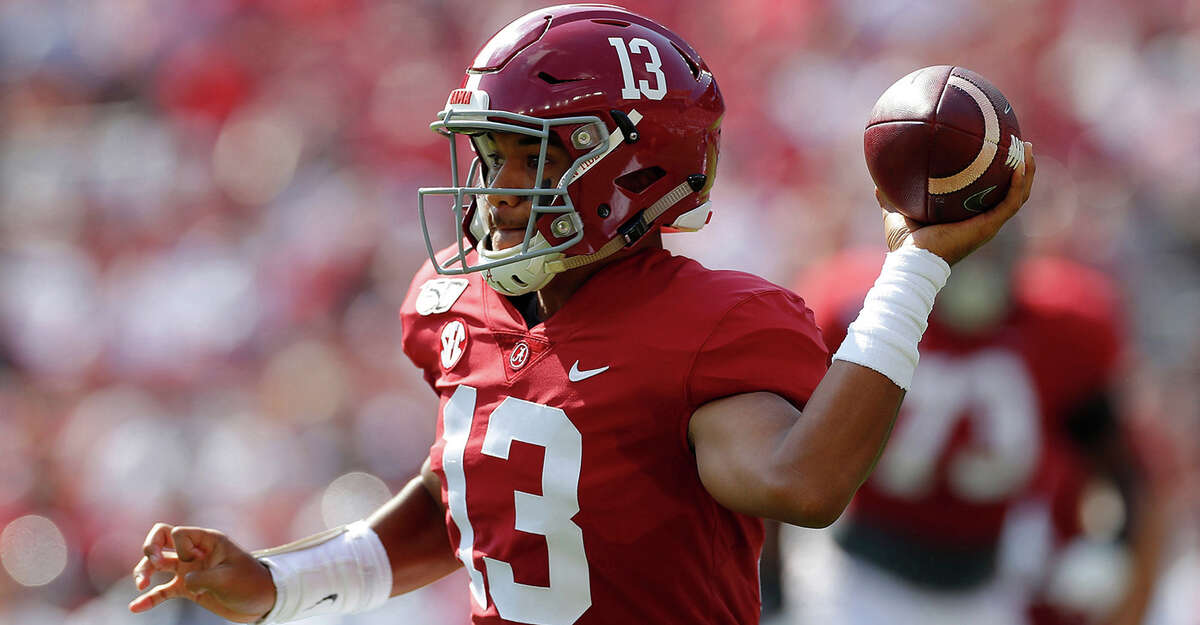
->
[[832, 245, 951, 390], [257, 520, 392, 623]]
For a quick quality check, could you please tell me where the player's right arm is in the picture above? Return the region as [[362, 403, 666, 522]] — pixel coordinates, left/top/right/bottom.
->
[[129, 458, 458, 622], [690, 144, 1035, 528]]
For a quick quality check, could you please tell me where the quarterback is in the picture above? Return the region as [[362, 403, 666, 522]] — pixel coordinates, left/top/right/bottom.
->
[[129, 5, 1035, 625]]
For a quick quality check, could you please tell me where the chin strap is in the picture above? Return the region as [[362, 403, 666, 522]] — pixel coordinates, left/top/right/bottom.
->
[[545, 179, 695, 274]]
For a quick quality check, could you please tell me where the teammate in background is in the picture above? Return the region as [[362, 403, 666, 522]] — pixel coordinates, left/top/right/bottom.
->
[[127, 5, 1033, 625], [790, 225, 1165, 625]]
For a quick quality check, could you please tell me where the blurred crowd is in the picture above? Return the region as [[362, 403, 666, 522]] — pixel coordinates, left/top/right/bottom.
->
[[0, 0, 1197, 623]]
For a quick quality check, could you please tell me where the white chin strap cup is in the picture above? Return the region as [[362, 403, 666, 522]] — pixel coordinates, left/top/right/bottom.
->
[[476, 231, 563, 296]]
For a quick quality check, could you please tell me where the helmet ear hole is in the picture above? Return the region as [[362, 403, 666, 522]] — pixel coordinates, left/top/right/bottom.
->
[[615, 167, 666, 194]]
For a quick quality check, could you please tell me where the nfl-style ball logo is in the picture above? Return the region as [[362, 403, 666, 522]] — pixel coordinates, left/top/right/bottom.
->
[[440, 320, 467, 370], [509, 340, 530, 370]]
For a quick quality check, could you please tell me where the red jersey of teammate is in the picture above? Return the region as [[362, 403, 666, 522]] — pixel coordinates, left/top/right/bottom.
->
[[401, 246, 828, 625], [798, 249, 1122, 577]]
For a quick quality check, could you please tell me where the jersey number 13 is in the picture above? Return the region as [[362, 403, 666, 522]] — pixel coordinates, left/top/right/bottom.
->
[[440, 384, 591, 625]]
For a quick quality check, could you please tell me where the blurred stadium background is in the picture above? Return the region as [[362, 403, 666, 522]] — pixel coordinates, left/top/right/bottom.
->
[[0, 0, 1197, 623]]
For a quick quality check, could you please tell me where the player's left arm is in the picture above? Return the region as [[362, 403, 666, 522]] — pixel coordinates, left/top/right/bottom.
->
[[1065, 395, 1169, 625], [690, 144, 1035, 528]]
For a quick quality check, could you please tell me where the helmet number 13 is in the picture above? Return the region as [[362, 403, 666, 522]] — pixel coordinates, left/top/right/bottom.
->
[[609, 37, 667, 101], [440, 385, 590, 625]]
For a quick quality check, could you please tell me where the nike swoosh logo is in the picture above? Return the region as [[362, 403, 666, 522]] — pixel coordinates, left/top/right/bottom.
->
[[568, 361, 609, 382], [307, 593, 338, 611], [963, 185, 997, 213], [1004, 102, 1011, 114]]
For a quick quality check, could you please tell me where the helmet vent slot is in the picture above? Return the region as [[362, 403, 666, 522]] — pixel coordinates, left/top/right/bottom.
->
[[538, 71, 583, 85], [591, 19, 630, 27], [615, 166, 666, 194], [671, 42, 701, 80]]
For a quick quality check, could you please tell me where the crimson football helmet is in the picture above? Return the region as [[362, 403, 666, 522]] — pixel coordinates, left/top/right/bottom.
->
[[418, 4, 724, 295]]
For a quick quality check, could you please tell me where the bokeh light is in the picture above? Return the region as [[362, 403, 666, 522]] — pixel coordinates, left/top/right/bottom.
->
[[213, 107, 303, 206], [321, 472, 393, 529], [1, 515, 69, 587], [260, 339, 351, 424]]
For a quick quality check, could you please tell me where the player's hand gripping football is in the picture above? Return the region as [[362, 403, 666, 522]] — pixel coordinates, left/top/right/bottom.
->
[[129, 523, 276, 622], [883, 142, 1035, 264]]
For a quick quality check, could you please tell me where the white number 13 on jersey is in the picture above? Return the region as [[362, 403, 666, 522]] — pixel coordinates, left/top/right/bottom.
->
[[609, 37, 667, 100], [441, 385, 590, 625]]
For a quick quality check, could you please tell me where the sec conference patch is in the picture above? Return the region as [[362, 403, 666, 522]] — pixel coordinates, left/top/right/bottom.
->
[[416, 278, 469, 315], [440, 319, 468, 370]]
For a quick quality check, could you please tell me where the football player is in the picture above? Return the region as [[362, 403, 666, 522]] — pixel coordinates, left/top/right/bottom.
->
[[789, 226, 1165, 625], [128, 5, 1035, 624]]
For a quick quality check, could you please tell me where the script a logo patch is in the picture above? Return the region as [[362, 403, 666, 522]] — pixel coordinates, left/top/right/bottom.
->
[[495, 333, 551, 381], [509, 341, 530, 369], [440, 319, 468, 370]]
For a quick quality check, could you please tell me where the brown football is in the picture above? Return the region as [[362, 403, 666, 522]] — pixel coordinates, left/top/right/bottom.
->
[[864, 65, 1023, 224]]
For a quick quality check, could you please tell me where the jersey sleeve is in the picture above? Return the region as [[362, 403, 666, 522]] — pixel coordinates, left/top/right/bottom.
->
[[685, 290, 830, 416], [398, 261, 442, 391], [791, 250, 885, 354]]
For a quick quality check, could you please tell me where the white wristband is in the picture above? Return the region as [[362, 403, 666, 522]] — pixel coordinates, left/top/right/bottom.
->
[[257, 520, 392, 623], [832, 245, 951, 390]]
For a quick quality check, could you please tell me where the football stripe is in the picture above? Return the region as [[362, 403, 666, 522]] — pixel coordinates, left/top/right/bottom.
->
[[928, 75, 999, 195]]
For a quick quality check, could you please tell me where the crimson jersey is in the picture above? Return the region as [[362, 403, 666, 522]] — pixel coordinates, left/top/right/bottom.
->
[[400, 246, 828, 625], [798, 250, 1122, 555]]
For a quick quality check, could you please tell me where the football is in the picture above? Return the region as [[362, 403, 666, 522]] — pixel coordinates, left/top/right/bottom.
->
[[864, 65, 1023, 224]]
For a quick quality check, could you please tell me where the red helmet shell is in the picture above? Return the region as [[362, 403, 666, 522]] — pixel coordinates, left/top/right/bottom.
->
[[456, 4, 724, 256]]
